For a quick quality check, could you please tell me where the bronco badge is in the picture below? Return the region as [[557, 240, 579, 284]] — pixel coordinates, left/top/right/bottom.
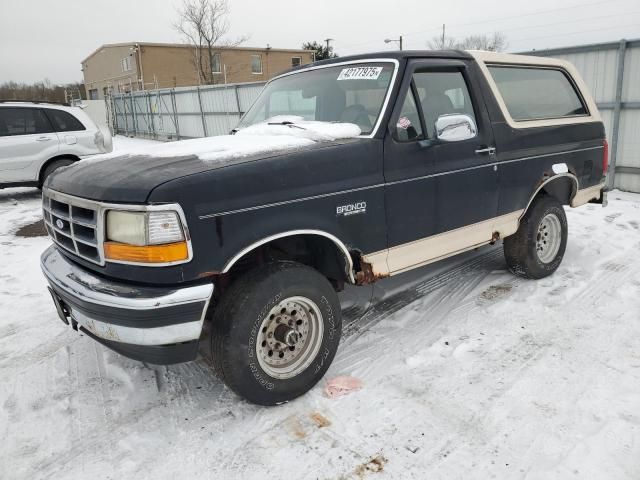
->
[[336, 201, 367, 216]]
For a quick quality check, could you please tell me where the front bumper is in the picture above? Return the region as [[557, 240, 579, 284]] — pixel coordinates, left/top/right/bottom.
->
[[41, 245, 213, 364]]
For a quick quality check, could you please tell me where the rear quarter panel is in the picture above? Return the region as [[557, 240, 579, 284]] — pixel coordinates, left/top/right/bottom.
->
[[469, 53, 606, 215]]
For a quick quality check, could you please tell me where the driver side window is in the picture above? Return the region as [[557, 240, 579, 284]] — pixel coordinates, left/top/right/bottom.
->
[[395, 89, 423, 142], [413, 70, 476, 138]]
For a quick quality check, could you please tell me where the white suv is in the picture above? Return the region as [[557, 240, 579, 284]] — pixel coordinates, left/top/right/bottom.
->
[[0, 101, 112, 188]]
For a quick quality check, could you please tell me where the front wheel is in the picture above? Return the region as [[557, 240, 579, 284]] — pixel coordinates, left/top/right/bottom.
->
[[210, 261, 342, 405], [504, 195, 568, 279]]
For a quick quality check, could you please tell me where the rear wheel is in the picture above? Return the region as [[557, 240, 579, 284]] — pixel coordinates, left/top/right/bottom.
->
[[211, 261, 342, 405], [40, 158, 75, 187], [504, 195, 568, 279]]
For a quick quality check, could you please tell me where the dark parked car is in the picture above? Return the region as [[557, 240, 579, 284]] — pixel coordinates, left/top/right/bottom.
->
[[41, 50, 607, 405]]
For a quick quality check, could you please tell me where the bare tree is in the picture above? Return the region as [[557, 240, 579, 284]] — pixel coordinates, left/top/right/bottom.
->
[[428, 32, 508, 52], [456, 32, 508, 51], [174, 0, 246, 85], [427, 35, 458, 50], [0, 80, 86, 103]]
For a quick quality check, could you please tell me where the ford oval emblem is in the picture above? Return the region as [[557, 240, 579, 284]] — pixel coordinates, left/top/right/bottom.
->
[[56, 219, 64, 229]]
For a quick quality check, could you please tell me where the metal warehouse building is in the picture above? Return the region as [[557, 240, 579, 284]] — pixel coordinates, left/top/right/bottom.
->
[[525, 39, 640, 193]]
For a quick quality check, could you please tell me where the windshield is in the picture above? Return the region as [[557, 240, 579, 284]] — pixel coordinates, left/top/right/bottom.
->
[[237, 62, 396, 136]]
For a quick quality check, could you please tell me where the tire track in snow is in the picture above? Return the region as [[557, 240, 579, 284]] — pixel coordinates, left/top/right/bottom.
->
[[341, 249, 505, 345], [573, 253, 637, 303], [0, 330, 76, 375], [334, 249, 508, 379]]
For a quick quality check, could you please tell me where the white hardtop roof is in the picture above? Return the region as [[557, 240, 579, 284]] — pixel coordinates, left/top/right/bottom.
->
[[467, 50, 574, 69]]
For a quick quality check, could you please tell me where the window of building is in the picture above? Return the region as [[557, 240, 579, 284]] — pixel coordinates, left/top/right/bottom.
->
[[211, 53, 222, 73], [44, 109, 86, 132], [0, 108, 54, 137], [88, 89, 99, 100], [251, 54, 263, 74], [291, 56, 302, 68], [488, 66, 587, 121], [121, 56, 132, 72]]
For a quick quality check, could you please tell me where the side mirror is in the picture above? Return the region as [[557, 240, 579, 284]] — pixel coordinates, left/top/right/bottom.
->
[[435, 114, 477, 142]]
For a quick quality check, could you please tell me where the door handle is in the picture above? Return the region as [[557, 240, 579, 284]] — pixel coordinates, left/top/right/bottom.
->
[[475, 146, 496, 155], [36, 136, 52, 142]]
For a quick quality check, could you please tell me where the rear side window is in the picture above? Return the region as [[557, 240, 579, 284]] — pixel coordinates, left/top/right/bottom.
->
[[45, 109, 86, 132], [0, 108, 54, 137], [488, 66, 587, 121]]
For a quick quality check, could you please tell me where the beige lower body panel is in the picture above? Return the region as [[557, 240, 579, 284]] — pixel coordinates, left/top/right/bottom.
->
[[362, 182, 604, 279], [571, 182, 605, 207], [363, 211, 523, 277]]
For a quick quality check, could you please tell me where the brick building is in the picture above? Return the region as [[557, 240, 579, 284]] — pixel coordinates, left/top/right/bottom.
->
[[82, 42, 314, 99]]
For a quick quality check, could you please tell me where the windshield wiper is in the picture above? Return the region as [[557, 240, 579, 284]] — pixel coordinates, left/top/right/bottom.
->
[[267, 121, 307, 130]]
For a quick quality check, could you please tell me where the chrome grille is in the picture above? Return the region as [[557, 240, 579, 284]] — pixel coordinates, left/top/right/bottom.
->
[[42, 190, 104, 265]]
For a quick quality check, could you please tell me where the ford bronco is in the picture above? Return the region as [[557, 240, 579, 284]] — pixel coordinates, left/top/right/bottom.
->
[[41, 50, 607, 405]]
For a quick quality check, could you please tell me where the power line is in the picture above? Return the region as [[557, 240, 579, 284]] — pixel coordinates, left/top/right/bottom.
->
[[338, 0, 630, 51], [508, 22, 640, 45], [493, 11, 640, 35], [402, 0, 628, 39]]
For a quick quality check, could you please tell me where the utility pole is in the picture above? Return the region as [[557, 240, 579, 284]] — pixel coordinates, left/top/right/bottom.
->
[[442, 24, 446, 48], [399, 35, 403, 51], [324, 38, 334, 54]]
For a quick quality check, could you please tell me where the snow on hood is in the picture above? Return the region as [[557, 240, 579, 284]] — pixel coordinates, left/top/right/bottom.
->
[[235, 116, 362, 142], [85, 118, 361, 166]]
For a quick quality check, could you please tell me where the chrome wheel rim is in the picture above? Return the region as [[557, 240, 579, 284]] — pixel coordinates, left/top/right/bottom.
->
[[256, 296, 324, 379], [536, 213, 562, 263]]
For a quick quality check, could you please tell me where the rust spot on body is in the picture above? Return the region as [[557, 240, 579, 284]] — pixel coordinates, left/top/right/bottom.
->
[[355, 260, 389, 285], [197, 271, 219, 279]]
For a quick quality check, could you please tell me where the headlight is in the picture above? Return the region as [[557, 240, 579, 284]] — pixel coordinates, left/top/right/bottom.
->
[[105, 210, 189, 264], [106, 211, 147, 245]]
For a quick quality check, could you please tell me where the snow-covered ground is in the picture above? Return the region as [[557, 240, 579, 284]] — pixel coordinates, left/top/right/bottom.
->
[[1, 137, 639, 479]]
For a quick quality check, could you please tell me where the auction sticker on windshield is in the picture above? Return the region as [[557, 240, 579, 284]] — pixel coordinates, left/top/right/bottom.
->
[[337, 66, 383, 80]]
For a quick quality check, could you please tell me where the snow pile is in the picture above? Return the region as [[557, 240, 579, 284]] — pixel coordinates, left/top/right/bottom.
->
[[86, 118, 361, 166], [84, 134, 314, 165]]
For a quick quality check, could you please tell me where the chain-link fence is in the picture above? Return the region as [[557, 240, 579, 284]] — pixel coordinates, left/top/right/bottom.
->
[[107, 81, 265, 141]]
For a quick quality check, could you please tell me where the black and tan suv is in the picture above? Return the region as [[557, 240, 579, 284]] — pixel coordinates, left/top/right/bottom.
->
[[40, 50, 607, 405]]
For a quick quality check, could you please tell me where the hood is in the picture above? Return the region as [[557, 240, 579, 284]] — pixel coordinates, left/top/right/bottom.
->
[[45, 120, 361, 203]]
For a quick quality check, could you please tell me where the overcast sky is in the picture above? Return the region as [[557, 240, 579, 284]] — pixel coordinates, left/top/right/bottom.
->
[[1, 0, 638, 84]]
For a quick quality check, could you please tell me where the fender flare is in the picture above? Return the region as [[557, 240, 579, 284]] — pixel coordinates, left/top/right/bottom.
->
[[520, 172, 579, 220], [221, 229, 356, 284]]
